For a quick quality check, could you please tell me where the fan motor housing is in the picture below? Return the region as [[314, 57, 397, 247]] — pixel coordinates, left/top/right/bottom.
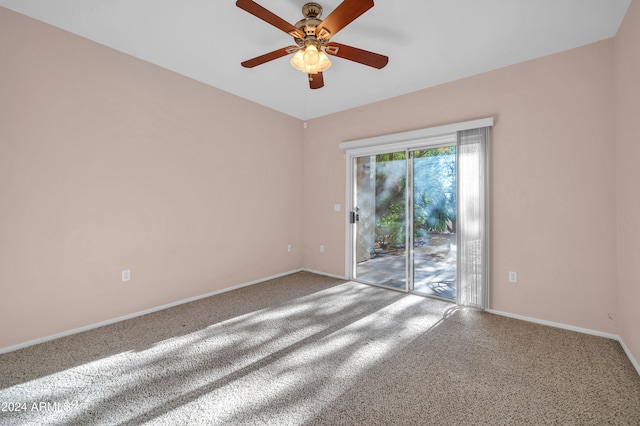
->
[[294, 2, 328, 46]]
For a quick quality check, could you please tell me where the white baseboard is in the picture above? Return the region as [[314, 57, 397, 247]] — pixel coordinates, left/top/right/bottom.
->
[[301, 268, 348, 280], [486, 309, 619, 340], [0, 269, 304, 355], [487, 309, 639, 376], [618, 336, 640, 376]]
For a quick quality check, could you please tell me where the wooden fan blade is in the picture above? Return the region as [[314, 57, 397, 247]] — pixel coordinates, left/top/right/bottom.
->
[[325, 42, 388, 69], [241, 46, 299, 68], [309, 72, 324, 89], [315, 0, 374, 40], [236, 0, 305, 39]]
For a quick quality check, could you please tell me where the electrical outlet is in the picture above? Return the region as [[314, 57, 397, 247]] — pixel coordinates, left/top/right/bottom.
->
[[508, 271, 518, 283], [287, 244, 292, 253], [122, 269, 131, 282], [320, 245, 325, 253]]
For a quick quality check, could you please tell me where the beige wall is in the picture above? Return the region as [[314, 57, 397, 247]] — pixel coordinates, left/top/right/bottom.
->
[[0, 8, 303, 349], [303, 40, 619, 334], [615, 0, 640, 368]]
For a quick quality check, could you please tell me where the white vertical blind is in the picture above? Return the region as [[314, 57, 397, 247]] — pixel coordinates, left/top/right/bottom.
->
[[456, 128, 489, 309]]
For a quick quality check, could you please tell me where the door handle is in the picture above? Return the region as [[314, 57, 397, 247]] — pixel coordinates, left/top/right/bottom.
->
[[350, 211, 360, 223]]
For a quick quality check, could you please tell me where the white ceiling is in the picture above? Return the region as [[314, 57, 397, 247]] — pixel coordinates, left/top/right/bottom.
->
[[0, 0, 631, 120]]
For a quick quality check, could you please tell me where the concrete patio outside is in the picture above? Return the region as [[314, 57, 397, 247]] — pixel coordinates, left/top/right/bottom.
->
[[356, 233, 457, 300]]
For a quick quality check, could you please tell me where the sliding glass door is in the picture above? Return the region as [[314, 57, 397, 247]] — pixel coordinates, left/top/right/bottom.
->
[[353, 152, 407, 291], [351, 146, 457, 301], [410, 147, 457, 300], [345, 121, 490, 309]]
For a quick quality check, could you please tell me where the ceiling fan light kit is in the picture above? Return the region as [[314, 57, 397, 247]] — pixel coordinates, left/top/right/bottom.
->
[[290, 43, 332, 74], [236, 0, 388, 89]]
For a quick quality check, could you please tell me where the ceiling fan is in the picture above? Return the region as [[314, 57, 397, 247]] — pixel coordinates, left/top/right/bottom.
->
[[236, 0, 389, 89]]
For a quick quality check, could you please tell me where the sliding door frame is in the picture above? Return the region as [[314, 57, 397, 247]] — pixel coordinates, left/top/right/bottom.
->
[[346, 137, 457, 290], [347, 147, 410, 289], [342, 118, 494, 284]]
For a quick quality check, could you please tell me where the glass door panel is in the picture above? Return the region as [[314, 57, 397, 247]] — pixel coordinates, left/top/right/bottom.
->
[[354, 152, 407, 290], [411, 147, 457, 300]]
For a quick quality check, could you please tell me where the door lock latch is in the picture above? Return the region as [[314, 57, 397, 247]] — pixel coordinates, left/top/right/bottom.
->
[[349, 211, 360, 223]]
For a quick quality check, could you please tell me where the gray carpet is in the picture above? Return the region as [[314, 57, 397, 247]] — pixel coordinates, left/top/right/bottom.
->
[[1, 271, 639, 425]]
